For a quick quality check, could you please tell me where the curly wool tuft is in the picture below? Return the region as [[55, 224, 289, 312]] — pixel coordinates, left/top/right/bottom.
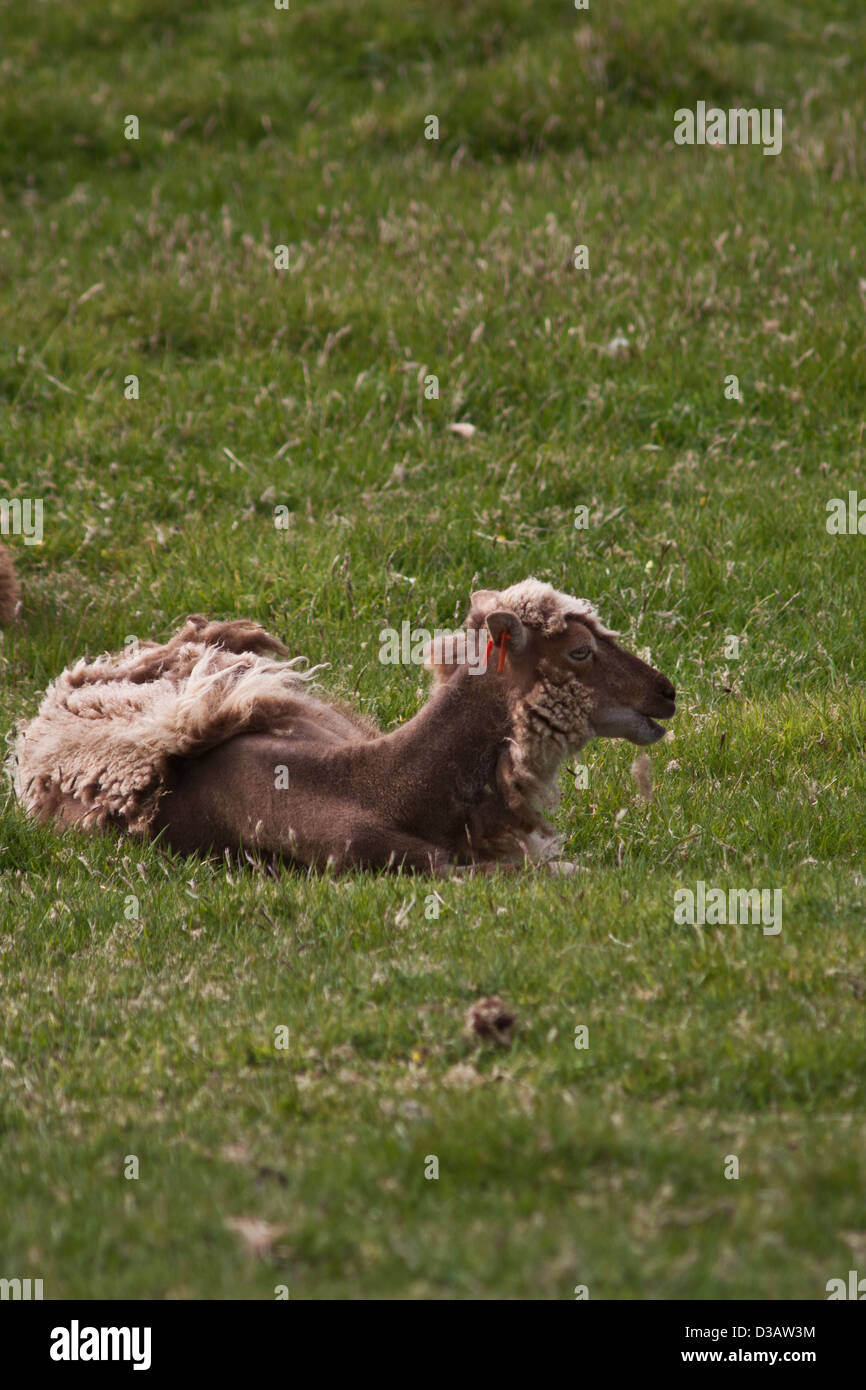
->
[[467, 577, 616, 639]]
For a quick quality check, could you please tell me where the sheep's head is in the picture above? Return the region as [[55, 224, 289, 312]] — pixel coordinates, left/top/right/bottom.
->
[[465, 579, 676, 752]]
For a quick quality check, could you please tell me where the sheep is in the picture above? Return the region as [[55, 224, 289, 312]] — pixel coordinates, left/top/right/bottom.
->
[[12, 580, 676, 872], [0, 544, 20, 626]]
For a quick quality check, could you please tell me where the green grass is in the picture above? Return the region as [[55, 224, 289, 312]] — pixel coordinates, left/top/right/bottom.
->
[[1, 0, 865, 1299]]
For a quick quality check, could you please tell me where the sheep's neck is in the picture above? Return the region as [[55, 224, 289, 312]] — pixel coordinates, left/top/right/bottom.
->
[[372, 668, 513, 829]]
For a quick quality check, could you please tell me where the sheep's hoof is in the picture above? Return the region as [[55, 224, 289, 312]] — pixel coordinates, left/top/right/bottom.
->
[[544, 859, 587, 877]]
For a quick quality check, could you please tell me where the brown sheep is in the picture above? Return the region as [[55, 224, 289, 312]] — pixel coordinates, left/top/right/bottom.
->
[[13, 580, 676, 873]]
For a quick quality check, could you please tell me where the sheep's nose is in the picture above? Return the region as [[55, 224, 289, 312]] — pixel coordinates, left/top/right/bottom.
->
[[658, 677, 676, 703]]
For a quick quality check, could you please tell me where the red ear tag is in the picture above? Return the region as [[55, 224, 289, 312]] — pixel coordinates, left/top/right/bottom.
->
[[496, 630, 511, 673], [485, 637, 494, 669]]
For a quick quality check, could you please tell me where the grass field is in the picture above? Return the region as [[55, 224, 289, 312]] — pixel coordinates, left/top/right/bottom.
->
[[1, 0, 865, 1300]]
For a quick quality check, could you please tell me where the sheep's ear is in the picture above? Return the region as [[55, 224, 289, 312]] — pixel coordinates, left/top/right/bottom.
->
[[468, 588, 501, 629], [470, 589, 499, 608], [485, 609, 528, 656]]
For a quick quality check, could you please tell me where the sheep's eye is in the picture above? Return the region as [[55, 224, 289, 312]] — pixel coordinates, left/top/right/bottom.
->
[[569, 645, 592, 662]]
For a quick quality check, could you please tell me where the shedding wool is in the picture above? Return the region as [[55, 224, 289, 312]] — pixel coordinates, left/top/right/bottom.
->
[[12, 616, 329, 835]]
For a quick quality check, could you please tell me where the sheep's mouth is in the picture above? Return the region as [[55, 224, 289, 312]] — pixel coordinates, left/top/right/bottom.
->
[[592, 705, 675, 746]]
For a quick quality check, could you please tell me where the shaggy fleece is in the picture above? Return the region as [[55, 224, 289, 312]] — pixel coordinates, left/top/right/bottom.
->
[[12, 616, 330, 835]]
